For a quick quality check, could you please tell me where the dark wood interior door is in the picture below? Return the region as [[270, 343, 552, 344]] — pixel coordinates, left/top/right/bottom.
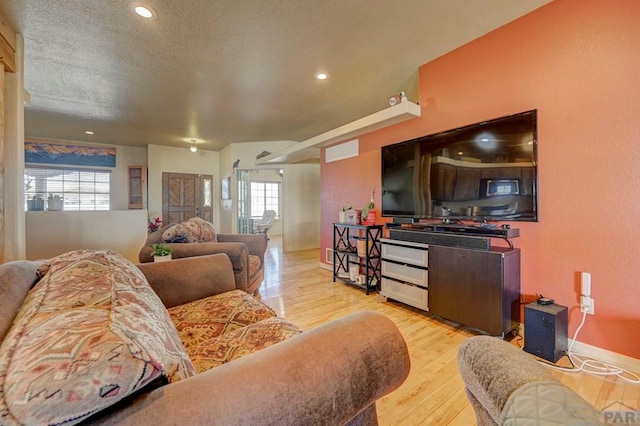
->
[[162, 172, 213, 225]]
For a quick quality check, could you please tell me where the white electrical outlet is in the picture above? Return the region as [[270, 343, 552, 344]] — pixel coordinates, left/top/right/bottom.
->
[[580, 271, 594, 314], [581, 296, 595, 315]]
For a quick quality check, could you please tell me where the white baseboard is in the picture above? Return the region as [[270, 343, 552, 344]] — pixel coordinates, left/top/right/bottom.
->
[[319, 273, 640, 374], [517, 323, 640, 374], [318, 262, 332, 272], [570, 340, 640, 375]]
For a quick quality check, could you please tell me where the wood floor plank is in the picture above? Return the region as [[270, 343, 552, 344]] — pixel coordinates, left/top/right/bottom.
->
[[258, 238, 639, 425], [596, 377, 627, 411], [621, 378, 640, 410], [447, 402, 478, 426], [575, 373, 606, 407]]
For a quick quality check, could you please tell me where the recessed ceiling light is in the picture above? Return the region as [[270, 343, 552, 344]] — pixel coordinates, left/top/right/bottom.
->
[[190, 139, 198, 153], [84, 131, 94, 135], [132, 3, 157, 19], [315, 72, 329, 80], [135, 7, 152, 18]]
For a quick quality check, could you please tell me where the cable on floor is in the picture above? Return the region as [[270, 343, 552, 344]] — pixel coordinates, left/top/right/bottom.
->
[[539, 309, 640, 384]]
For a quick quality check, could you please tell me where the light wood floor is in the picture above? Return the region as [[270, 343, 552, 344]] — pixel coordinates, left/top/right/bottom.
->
[[258, 237, 639, 425]]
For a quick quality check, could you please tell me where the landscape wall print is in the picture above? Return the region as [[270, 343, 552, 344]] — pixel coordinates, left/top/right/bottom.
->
[[25, 141, 116, 167]]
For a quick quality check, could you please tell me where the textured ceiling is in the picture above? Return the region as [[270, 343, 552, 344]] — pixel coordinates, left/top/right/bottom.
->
[[0, 0, 552, 152]]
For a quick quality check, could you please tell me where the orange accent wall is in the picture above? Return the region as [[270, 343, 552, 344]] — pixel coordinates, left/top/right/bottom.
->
[[320, 0, 640, 359]]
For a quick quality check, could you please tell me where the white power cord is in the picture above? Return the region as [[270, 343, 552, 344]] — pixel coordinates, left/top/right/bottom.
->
[[541, 309, 640, 384]]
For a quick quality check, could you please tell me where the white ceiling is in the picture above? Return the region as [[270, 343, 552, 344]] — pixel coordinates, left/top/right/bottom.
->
[[0, 0, 552, 152]]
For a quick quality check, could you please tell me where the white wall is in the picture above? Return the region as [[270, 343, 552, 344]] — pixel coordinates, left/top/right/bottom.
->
[[26, 210, 148, 263], [216, 141, 321, 249], [147, 144, 221, 230], [22, 138, 319, 260], [112, 145, 148, 210], [218, 144, 233, 233], [223, 141, 321, 250], [23, 142, 223, 263], [228, 141, 296, 171], [282, 163, 321, 251], [225, 141, 296, 234], [24, 144, 150, 262]]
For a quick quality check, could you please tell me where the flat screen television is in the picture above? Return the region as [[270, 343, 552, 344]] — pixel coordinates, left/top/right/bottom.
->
[[381, 110, 537, 222]]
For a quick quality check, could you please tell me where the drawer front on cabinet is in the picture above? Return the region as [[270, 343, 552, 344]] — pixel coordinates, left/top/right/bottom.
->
[[382, 261, 428, 286], [381, 243, 428, 267], [381, 278, 429, 311]]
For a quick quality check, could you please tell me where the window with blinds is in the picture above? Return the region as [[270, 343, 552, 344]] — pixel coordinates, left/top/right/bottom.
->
[[24, 167, 111, 211]]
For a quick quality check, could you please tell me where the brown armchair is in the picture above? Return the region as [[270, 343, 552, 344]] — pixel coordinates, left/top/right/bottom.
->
[[139, 224, 267, 294]]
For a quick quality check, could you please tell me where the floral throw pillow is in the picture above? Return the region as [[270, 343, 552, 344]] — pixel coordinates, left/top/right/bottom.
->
[[0, 249, 196, 425], [162, 217, 217, 243]]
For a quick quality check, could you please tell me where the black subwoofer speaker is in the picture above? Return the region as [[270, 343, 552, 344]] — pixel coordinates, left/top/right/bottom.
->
[[523, 303, 568, 362]]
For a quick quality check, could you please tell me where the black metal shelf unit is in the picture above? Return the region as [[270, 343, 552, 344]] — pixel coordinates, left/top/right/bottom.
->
[[332, 223, 383, 294]]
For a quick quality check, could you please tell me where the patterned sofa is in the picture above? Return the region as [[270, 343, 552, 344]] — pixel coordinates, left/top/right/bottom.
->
[[0, 250, 410, 425], [139, 217, 267, 294]]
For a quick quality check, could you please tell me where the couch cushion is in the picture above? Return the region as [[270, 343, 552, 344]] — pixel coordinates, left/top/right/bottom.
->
[[162, 217, 217, 243], [248, 254, 262, 279], [184, 317, 303, 373], [0, 250, 196, 426], [168, 289, 277, 347]]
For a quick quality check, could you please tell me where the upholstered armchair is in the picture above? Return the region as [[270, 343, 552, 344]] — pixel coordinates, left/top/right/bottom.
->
[[139, 221, 267, 294]]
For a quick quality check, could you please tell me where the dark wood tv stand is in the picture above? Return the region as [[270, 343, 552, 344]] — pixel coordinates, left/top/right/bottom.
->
[[381, 226, 520, 337]]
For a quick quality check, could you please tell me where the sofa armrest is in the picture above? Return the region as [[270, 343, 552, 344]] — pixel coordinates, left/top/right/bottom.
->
[[88, 311, 411, 426], [458, 335, 557, 423], [217, 233, 267, 262], [0, 261, 41, 341], [139, 241, 251, 292], [136, 254, 236, 308], [140, 241, 248, 264]]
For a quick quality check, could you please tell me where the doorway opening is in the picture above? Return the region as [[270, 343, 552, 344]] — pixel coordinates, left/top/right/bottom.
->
[[236, 168, 283, 238]]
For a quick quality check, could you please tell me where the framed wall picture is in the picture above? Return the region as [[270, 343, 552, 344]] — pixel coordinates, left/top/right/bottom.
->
[[221, 176, 230, 200]]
